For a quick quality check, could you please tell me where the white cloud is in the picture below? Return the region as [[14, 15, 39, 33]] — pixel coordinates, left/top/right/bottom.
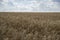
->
[[0, 0, 60, 12]]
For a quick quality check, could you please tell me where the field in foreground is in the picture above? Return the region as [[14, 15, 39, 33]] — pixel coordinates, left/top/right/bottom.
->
[[0, 12, 60, 40]]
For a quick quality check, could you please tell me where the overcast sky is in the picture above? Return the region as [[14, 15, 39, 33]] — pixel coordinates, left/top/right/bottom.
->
[[0, 0, 60, 12]]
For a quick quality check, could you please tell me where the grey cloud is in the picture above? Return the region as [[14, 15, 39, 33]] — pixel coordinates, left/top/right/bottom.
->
[[53, 0, 60, 2], [8, 1, 14, 6]]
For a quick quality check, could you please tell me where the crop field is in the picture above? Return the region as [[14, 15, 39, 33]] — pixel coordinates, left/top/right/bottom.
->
[[0, 12, 60, 40]]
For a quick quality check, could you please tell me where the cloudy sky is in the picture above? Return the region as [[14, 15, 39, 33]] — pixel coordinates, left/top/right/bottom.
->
[[0, 0, 60, 12]]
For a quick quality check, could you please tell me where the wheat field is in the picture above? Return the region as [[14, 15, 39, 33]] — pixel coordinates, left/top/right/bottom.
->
[[0, 12, 60, 40]]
